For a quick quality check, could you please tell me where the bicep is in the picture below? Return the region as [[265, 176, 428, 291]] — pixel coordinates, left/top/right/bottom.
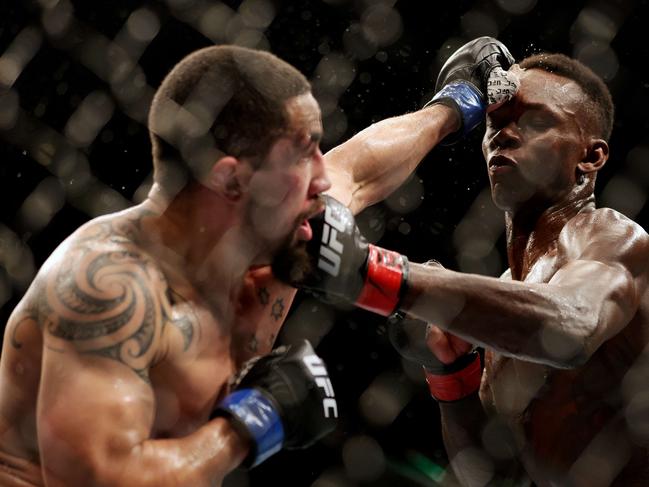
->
[[548, 258, 638, 347], [38, 348, 155, 485], [36, 246, 165, 484]]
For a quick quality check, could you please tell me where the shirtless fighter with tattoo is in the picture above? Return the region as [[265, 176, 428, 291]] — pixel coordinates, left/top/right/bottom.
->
[[0, 46, 344, 486], [0, 37, 513, 485], [276, 43, 649, 485], [4, 35, 609, 485]]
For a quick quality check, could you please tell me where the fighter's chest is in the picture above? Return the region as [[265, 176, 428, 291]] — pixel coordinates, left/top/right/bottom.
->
[[484, 352, 550, 420], [516, 247, 564, 283], [487, 252, 561, 409], [151, 353, 234, 437], [150, 300, 236, 437]]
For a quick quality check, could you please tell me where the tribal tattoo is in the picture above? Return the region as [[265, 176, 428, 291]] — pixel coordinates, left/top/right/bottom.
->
[[166, 288, 196, 351], [33, 218, 197, 382]]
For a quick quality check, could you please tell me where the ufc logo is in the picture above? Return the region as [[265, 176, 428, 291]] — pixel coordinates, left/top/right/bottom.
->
[[318, 205, 345, 277], [303, 355, 338, 419]]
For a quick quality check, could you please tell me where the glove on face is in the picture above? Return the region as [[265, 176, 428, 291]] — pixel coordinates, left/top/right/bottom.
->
[[273, 195, 408, 316], [427, 36, 516, 143]]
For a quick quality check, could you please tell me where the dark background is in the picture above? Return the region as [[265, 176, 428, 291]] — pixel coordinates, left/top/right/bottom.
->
[[1, 0, 649, 485]]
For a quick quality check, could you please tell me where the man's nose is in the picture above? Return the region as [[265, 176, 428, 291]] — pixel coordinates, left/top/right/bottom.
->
[[489, 122, 521, 151], [309, 148, 331, 196]]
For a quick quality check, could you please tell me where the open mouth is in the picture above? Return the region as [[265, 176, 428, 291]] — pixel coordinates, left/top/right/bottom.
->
[[295, 203, 325, 242], [489, 154, 517, 174], [296, 218, 313, 242]]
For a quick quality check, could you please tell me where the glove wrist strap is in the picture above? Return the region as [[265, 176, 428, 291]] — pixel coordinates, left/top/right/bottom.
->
[[423, 351, 482, 402], [215, 389, 284, 467], [355, 245, 408, 316], [428, 81, 485, 144]]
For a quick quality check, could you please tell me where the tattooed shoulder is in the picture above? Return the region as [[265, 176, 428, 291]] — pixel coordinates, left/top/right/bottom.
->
[[40, 237, 170, 382], [164, 288, 197, 352]]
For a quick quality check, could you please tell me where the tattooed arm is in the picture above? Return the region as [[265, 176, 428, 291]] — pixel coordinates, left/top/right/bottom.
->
[[37, 246, 248, 487]]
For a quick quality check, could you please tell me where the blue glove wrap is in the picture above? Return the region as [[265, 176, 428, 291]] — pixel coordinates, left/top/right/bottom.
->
[[430, 81, 485, 143], [219, 388, 285, 467]]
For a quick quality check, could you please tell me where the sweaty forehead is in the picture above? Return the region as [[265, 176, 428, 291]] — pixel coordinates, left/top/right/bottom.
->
[[515, 68, 586, 115]]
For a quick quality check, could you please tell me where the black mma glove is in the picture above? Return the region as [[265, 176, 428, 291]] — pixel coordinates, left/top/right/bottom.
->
[[272, 195, 409, 316], [214, 340, 338, 467], [426, 36, 515, 143], [389, 313, 482, 402], [387, 261, 482, 402]]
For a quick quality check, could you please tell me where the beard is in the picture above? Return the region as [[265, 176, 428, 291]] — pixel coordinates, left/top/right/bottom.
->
[[270, 195, 324, 286], [271, 234, 314, 287]]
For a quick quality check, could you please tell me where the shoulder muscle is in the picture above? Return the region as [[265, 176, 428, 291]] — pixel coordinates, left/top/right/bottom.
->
[[561, 208, 649, 275], [40, 239, 169, 381]]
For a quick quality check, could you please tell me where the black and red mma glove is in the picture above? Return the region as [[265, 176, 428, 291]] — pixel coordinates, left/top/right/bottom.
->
[[388, 309, 482, 402], [272, 195, 408, 316]]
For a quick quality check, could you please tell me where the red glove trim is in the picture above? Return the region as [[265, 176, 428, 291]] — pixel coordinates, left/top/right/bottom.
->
[[423, 353, 482, 402], [354, 245, 407, 316]]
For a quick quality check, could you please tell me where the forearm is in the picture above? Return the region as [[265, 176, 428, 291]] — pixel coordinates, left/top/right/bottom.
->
[[325, 104, 458, 215], [45, 418, 249, 487], [127, 418, 249, 487], [402, 264, 594, 367]]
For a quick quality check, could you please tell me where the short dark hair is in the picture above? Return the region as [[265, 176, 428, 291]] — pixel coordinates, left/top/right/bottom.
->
[[518, 53, 614, 141], [148, 45, 311, 194]]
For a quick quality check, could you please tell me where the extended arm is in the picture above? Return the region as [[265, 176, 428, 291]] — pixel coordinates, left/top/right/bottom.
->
[[325, 36, 516, 216], [403, 213, 649, 368], [324, 104, 458, 214], [282, 197, 649, 369]]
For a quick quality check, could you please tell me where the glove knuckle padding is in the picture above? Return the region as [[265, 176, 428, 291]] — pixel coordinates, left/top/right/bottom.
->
[[217, 340, 337, 466], [276, 194, 408, 315], [429, 36, 515, 143], [238, 340, 336, 448], [303, 195, 369, 300], [388, 314, 445, 370], [436, 37, 515, 95]]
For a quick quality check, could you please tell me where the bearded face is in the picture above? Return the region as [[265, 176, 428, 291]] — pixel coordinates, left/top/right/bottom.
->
[[271, 234, 313, 287]]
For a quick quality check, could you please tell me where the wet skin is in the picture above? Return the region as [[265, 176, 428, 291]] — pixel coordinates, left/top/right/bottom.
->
[[404, 68, 649, 485], [0, 93, 330, 486]]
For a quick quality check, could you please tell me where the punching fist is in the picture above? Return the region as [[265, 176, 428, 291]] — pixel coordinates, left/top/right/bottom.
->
[[427, 36, 517, 142], [389, 314, 473, 367], [387, 262, 481, 402], [389, 314, 482, 402], [272, 195, 409, 316], [214, 340, 338, 467]]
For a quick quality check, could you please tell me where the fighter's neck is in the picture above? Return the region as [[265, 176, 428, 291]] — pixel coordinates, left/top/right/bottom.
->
[[505, 188, 596, 280], [134, 187, 260, 312]]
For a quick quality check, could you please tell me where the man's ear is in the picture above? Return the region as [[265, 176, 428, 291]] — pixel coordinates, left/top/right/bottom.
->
[[206, 156, 248, 202], [577, 138, 609, 174]]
